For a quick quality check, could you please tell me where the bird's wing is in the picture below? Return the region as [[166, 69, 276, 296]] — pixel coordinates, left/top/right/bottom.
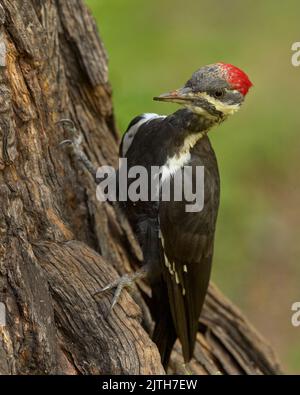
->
[[159, 143, 219, 362]]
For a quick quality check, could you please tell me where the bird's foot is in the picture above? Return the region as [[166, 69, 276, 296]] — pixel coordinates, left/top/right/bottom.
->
[[58, 118, 82, 147], [58, 119, 97, 179], [94, 267, 148, 313]]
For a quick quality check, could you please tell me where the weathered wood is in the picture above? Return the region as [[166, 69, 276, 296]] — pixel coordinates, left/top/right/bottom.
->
[[0, 0, 281, 375]]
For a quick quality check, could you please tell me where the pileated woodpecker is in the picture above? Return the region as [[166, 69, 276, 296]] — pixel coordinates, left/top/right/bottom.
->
[[61, 62, 252, 369], [117, 63, 252, 367]]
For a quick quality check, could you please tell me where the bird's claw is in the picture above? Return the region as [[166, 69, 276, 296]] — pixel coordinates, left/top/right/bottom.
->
[[56, 118, 76, 132], [58, 118, 83, 149], [94, 272, 142, 313], [59, 139, 73, 147], [58, 118, 97, 179], [94, 268, 146, 312]]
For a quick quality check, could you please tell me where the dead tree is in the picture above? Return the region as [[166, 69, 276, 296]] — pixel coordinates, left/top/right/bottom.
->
[[0, 0, 281, 375]]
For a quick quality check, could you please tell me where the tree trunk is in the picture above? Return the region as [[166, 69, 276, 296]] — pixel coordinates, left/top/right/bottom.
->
[[0, 0, 282, 375]]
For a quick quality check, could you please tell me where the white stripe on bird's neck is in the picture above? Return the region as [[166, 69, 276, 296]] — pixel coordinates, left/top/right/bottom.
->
[[161, 131, 205, 182]]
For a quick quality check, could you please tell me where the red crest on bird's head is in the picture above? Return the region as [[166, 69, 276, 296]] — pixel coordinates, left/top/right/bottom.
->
[[218, 62, 253, 96]]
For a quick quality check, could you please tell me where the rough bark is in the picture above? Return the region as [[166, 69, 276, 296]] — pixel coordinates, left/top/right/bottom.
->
[[0, 0, 282, 375]]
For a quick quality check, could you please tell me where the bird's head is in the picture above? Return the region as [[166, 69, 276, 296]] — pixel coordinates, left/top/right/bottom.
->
[[154, 63, 252, 120]]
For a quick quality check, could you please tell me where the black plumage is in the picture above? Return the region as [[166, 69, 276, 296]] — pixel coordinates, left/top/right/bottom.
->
[[119, 109, 220, 366]]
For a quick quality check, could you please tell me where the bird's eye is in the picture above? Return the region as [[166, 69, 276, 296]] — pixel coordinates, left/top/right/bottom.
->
[[212, 90, 224, 99]]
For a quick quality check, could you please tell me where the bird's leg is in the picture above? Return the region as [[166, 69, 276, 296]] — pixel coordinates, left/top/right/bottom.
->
[[58, 119, 98, 181], [94, 265, 149, 312]]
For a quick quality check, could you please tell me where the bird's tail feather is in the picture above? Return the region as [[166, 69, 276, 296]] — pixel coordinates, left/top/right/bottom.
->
[[137, 218, 177, 368], [151, 282, 177, 368]]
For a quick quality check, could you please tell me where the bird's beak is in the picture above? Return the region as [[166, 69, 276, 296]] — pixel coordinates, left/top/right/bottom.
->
[[153, 87, 193, 104]]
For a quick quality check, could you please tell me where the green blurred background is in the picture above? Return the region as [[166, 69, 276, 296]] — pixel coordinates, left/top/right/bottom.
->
[[86, 0, 300, 373]]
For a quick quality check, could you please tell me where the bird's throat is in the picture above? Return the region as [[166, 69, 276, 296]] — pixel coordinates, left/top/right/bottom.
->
[[177, 108, 219, 133]]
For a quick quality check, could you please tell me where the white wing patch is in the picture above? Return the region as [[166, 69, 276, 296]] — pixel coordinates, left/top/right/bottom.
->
[[121, 113, 166, 157]]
